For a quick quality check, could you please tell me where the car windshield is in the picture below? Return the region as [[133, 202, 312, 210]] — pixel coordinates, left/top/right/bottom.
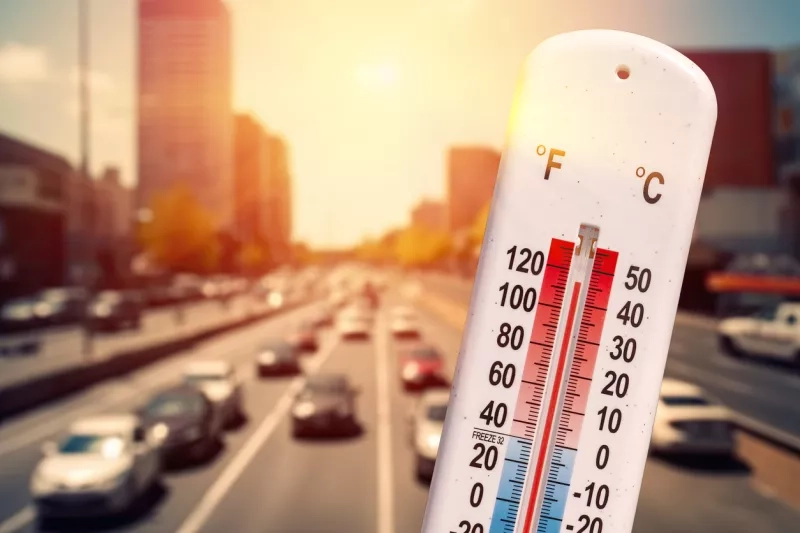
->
[[427, 405, 447, 421], [661, 395, 711, 407], [411, 348, 439, 360], [751, 305, 779, 320], [59, 434, 126, 456], [304, 379, 346, 396], [185, 373, 227, 385], [146, 394, 204, 417]]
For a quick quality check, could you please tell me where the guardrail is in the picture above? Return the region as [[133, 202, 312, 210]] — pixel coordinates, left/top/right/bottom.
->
[[0, 298, 310, 422]]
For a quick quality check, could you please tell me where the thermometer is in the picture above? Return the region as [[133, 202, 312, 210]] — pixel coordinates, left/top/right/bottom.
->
[[421, 30, 717, 533]]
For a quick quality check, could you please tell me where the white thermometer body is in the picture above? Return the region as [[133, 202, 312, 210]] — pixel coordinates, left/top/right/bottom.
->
[[422, 29, 717, 533]]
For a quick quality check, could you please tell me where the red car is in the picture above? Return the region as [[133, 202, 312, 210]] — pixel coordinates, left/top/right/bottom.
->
[[288, 322, 319, 353], [399, 344, 445, 390]]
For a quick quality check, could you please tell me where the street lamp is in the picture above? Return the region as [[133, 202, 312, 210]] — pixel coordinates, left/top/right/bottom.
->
[[78, 0, 94, 359]]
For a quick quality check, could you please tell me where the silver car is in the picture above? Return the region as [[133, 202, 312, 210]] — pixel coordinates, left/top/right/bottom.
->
[[183, 360, 245, 427], [30, 414, 161, 525], [410, 389, 449, 481]]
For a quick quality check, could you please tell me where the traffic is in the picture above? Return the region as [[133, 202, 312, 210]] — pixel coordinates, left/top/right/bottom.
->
[[0, 267, 796, 532]]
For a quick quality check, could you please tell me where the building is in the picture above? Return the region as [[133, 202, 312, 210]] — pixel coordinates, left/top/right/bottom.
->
[[0, 133, 70, 298], [264, 134, 293, 264], [682, 51, 774, 191], [411, 199, 447, 231], [774, 46, 800, 257], [446, 146, 501, 232], [137, 0, 233, 228], [234, 114, 269, 243]]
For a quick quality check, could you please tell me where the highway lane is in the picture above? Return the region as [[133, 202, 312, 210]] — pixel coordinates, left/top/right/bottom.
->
[[0, 295, 272, 389], [0, 301, 324, 533], [0, 292, 797, 532], [416, 272, 800, 439], [408, 295, 800, 533]]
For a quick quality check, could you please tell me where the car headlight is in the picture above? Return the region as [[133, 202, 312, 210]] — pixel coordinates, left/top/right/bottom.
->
[[402, 364, 421, 380], [426, 433, 441, 449], [151, 422, 169, 443], [92, 304, 112, 317], [30, 470, 55, 494], [259, 351, 276, 364], [293, 402, 316, 418]]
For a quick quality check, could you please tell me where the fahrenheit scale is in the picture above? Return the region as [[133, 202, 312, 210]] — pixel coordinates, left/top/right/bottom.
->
[[421, 30, 717, 533]]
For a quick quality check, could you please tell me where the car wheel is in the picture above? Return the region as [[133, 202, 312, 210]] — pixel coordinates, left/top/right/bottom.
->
[[718, 336, 741, 357], [794, 350, 800, 370], [35, 513, 57, 532], [415, 455, 432, 482]]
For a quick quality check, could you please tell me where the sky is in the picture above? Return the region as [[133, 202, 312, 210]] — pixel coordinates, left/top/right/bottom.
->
[[0, 0, 799, 248]]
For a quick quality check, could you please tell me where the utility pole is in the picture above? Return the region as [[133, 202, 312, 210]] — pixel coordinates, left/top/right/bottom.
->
[[79, 0, 94, 359]]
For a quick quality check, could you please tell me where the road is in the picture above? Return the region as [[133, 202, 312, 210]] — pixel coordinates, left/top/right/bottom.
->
[[417, 272, 800, 439], [0, 288, 795, 532], [0, 295, 272, 389]]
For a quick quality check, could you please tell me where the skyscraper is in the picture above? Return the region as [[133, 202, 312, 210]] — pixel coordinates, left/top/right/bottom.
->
[[265, 134, 293, 264], [234, 114, 269, 243], [137, 0, 232, 228]]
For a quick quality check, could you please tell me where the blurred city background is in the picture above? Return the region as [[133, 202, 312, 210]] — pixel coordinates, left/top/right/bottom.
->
[[0, 0, 799, 532]]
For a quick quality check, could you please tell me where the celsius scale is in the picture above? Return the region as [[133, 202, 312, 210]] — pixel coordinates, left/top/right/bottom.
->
[[422, 30, 717, 533]]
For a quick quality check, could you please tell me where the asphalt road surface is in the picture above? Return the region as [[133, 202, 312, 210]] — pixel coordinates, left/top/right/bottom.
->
[[0, 295, 272, 389], [0, 292, 796, 533], [417, 272, 800, 439]]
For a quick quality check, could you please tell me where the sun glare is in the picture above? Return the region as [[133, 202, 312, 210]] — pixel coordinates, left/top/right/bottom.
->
[[356, 62, 399, 89]]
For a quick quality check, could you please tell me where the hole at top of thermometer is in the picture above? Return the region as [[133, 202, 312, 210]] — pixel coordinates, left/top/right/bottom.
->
[[521, 223, 600, 533]]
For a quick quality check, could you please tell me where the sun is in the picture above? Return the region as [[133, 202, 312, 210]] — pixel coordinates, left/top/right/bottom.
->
[[356, 62, 399, 89]]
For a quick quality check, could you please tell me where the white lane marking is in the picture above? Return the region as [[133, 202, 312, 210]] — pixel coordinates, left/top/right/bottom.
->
[[174, 337, 338, 533], [375, 312, 395, 533], [0, 506, 34, 533]]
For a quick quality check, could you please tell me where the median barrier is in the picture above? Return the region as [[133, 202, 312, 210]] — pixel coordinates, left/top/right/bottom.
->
[[0, 300, 308, 421]]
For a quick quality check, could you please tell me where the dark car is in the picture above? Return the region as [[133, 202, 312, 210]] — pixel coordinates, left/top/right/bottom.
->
[[139, 385, 223, 464], [399, 344, 446, 390], [87, 290, 143, 332], [291, 374, 360, 438], [288, 321, 319, 352], [256, 341, 302, 377]]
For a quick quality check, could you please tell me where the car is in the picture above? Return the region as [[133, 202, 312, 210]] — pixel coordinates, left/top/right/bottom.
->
[[718, 302, 800, 366], [336, 310, 372, 339], [30, 414, 161, 525], [291, 374, 361, 438], [139, 385, 224, 464], [257, 341, 302, 377], [650, 379, 736, 456], [87, 290, 143, 332], [390, 306, 421, 339], [410, 389, 449, 481], [183, 361, 245, 427], [288, 321, 319, 352], [399, 344, 445, 390]]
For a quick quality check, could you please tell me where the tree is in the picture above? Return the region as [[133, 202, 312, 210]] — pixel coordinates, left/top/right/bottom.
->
[[237, 242, 270, 275], [138, 184, 220, 274], [393, 225, 452, 268], [470, 202, 491, 249]]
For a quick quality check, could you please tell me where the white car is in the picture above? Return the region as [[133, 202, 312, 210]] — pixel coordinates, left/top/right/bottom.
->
[[30, 415, 161, 524], [718, 302, 800, 366], [651, 379, 735, 456], [336, 307, 372, 339], [390, 306, 421, 338], [410, 389, 449, 480], [183, 360, 245, 427]]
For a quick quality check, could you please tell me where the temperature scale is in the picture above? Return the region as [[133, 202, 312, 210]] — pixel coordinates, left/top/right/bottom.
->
[[422, 30, 717, 533]]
